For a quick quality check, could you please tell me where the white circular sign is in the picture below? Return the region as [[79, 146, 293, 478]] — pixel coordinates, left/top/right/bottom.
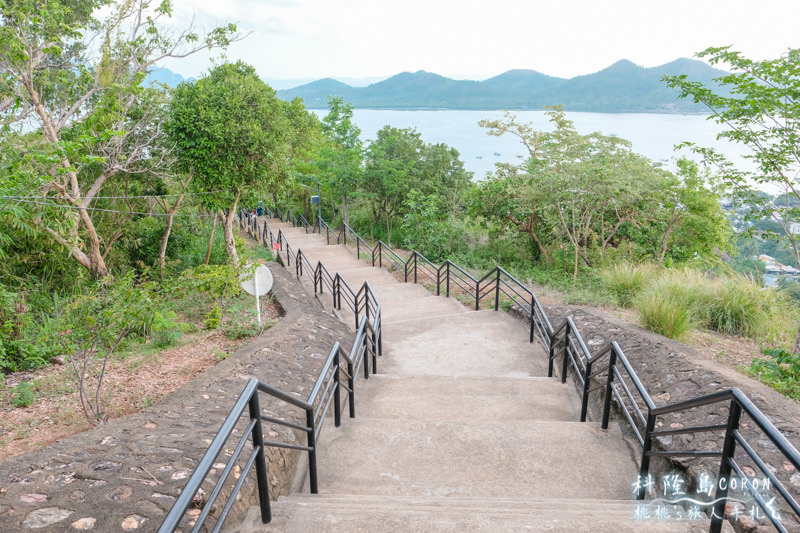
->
[[240, 264, 273, 297]]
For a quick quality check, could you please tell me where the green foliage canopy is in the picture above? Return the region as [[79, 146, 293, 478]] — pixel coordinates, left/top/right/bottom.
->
[[664, 46, 800, 267]]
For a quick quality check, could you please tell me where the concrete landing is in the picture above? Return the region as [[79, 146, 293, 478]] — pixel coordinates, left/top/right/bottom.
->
[[381, 310, 548, 377]]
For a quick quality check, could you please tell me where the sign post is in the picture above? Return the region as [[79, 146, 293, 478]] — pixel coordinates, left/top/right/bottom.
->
[[240, 264, 274, 327]]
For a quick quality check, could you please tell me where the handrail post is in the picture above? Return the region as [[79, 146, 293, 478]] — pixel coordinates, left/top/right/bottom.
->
[[354, 289, 360, 331], [371, 327, 378, 373], [306, 408, 318, 494], [347, 360, 355, 418], [494, 268, 500, 311], [378, 242, 383, 267], [580, 360, 592, 422], [315, 263, 321, 294], [357, 237, 360, 261], [560, 322, 570, 384], [601, 348, 617, 429], [529, 300, 535, 343], [248, 392, 271, 524], [296, 251, 302, 278], [637, 413, 656, 500], [334, 350, 341, 428], [710, 399, 743, 533], [475, 279, 480, 310], [436, 264, 441, 296], [446, 262, 451, 297], [547, 329, 557, 378]]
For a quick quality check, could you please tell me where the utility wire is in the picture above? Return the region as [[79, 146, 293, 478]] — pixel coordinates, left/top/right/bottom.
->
[[0, 190, 225, 200], [9, 198, 219, 218]]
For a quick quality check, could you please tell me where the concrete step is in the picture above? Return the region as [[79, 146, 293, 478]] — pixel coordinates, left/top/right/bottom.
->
[[354, 375, 581, 421], [313, 418, 637, 500], [380, 310, 548, 377], [235, 496, 714, 532]]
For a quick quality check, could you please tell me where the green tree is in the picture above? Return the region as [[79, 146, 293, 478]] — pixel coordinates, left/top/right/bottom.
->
[[361, 126, 425, 243], [318, 96, 363, 226], [476, 109, 729, 276], [167, 61, 297, 266], [651, 159, 731, 264], [664, 46, 800, 267], [0, 0, 240, 278], [360, 126, 471, 245]]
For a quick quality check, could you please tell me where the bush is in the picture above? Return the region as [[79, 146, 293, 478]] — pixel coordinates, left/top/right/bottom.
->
[[204, 303, 222, 330], [12, 382, 35, 408], [602, 262, 658, 307], [749, 348, 800, 401], [700, 277, 767, 337], [635, 290, 695, 340]]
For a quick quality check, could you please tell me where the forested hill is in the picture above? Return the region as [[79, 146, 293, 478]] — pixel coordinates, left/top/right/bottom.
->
[[276, 58, 726, 113]]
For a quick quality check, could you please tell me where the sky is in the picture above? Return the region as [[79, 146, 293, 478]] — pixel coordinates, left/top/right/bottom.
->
[[162, 0, 800, 86]]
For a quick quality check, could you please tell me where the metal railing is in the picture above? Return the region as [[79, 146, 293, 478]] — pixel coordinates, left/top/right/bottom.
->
[[159, 312, 373, 532], [298, 213, 313, 233], [309, 215, 800, 533], [242, 206, 800, 532], [163, 212, 384, 532]]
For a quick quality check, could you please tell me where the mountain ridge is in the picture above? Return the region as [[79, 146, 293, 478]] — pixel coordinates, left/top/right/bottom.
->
[[276, 58, 726, 113]]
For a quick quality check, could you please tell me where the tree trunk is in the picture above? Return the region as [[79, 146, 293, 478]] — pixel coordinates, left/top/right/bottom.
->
[[159, 213, 176, 273], [205, 214, 218, 265], [222, 194, 241, 266]]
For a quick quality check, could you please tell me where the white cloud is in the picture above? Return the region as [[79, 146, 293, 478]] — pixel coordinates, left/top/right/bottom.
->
[[163, 0, 800, 81]]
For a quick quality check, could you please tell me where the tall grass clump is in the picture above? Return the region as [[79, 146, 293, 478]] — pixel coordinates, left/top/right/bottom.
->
[[635, 290, 695, 340], [701, 276, 767, 337], [601, 262, 659, 307], [633, 269, 707, 340], [699, 275, 795, 346]]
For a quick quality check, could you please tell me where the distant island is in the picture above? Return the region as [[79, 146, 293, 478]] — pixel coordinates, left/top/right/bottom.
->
[[149, 58, 727, 114]]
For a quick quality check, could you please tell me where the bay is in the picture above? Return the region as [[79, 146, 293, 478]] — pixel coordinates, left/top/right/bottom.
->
[[339, 109, 751, 178]]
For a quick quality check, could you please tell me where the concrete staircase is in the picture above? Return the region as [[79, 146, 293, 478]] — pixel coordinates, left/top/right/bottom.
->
[[233, 220, 711, 532]]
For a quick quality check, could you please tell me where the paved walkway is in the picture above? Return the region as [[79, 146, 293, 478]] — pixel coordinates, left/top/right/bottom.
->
[[234, 220, 711, 532]]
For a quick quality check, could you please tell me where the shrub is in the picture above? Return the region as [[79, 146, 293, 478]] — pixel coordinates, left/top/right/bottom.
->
[[749, 348, 800, 401], [602, 262, 658, 307], [635, 290, 695, 340], [12, 382, 35, 408], [700, 277, 767, 337], [204, 303, 222, 330]]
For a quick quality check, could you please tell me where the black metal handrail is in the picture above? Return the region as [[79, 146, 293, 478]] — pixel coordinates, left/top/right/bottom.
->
[[642, 388, 800, 533], [320, 219, 340, 245], [342, 222, 373, 261], [304, 215, 800, 533], [407, 251, 438, 288], [245, 207, 800, 532], [298, 213, 313, 233], [160, 268, 380, 531], [296, 249, 315, 280], [373, 241, 407, 276]]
